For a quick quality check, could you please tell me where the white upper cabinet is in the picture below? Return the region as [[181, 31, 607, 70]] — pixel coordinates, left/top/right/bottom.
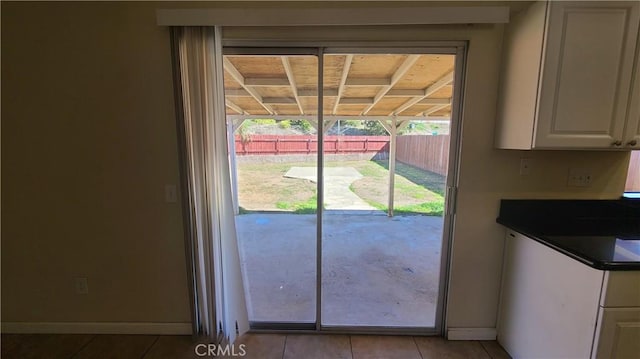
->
[[495, 1, 640, 150], [626, 32, 640, 147]]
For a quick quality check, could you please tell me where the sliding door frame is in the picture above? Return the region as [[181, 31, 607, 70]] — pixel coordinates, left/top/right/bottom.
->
[[223, 47, 321, 332], [223, 42, 467, 336]]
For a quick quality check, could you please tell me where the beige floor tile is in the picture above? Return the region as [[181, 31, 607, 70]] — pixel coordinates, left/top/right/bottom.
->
[[234, 333, 286, 359], [143, 335, 210, 359], [1, 334, 93, 359], [414, 337, 490, 359], [74, 334, 158, 359], [283, 334, 352, 359], [480, 341, 512, 359], [351, 335, 421, 359]]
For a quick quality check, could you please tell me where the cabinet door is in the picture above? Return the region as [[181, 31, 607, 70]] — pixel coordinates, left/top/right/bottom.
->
[[593, 308, 640, 359], [623, 30, 640, 148], [601, 271, 640, 308], [535, 1, 640, 149], [497, 231, 604, 359]]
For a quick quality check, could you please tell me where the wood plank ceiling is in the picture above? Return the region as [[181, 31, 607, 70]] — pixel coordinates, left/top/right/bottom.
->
[[223, 54, 455, 119]]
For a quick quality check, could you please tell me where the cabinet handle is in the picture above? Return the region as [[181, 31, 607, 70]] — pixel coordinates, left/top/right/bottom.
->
[[612, 140, 622, 146], [627, 140, 638, 146]]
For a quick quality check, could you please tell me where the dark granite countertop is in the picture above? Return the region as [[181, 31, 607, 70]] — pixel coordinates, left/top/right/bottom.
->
[[497, 199, 640, 271]]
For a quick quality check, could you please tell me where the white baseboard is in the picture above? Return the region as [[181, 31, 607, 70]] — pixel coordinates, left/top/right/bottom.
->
[[1, 322, 192, 335], [447, 327, 497, 340]]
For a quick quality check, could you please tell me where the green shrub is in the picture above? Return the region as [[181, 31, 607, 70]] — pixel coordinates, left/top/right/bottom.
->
[[291, 119, 312, 133], [293, 195, 318, 214], [344, 120, 362, 128], [276, 201, 291, 209], [254, 119, 276, 125], [364, 120, 389, 135]]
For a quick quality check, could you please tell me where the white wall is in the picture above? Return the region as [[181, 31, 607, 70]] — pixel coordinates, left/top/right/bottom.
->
[[1, 2, 191, 325], [1, 1, 630, 332]]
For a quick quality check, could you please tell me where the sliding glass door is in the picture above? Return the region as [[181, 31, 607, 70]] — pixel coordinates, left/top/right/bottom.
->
[[320, 51, 458, 330], [223, 50, 319, 327], [222, 45, 464, 333]]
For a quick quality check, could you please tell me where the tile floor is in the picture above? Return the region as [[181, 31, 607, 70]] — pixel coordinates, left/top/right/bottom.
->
[[1, 333, 511, 359]]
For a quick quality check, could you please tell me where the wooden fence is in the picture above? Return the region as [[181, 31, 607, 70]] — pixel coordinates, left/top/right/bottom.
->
[[233, 135, 636, 185], [626, 151, 640, 192], [396, 135, 450, 176], [234, 135, 389, 155], [234, 134, 450, 176]]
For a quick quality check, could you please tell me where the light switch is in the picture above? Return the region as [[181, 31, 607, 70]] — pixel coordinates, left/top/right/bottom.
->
[[165, 184, 177, 203], [75, 277, 89, 295]]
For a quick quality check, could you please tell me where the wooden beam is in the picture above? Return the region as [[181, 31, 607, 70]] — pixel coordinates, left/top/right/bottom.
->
[[390, 71, 454, 115], [298, 89, 339, 97], [223, 58, 245, 84], [407, 102, 451, 117], [244, 77, 290, 86], [386, 89, 426, 97], [345, 78, 391, 86], [227, 115, 451, 122], [262, 97, 297, 104], [225, 89, 251, 97], [223, 58, 276, 115], [281, 57, 304, 115], [396, 120, 412, 133], [418, 97, 451, 105], [333, 54, 353, 115], [232, 118, 248, 132], [362, 55, 421, 115], [424, 73, 454, 97], [340, 97, 374, 105], [424, 103, 450, 115], [225, 99, 247, 114], [376, 119, 393, 135], [323, 118, 339, 134], [305, 118, 319, 131]]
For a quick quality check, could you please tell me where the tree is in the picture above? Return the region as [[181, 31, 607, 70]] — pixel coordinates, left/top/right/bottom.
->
[[364, 120, 389, 135]]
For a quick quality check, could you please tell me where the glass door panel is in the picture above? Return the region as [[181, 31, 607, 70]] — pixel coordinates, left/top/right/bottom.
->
[[321, 53, 456, 328], [223, 53, 318, 326]]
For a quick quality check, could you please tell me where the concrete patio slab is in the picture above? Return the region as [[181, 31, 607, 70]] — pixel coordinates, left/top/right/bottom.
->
[[236, 212, 443, 327]]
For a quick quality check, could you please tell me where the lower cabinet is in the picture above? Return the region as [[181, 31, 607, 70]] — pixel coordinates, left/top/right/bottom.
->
[[497, 231, 640, 359], [593, 308, 640, 358]]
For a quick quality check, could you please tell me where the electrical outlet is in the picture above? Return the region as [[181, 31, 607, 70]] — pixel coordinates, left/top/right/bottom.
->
[[568, 168, 593, 187], [75, 277, 89, 295], [584, 174, 593, 186], [520, 158, 532, 176]]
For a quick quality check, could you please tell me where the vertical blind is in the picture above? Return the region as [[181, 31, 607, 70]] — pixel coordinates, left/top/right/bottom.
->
[[173, 26, 249, 343]]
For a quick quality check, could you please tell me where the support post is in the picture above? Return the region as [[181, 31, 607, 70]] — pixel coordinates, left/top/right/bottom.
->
[[227, 121, 240, 215], [388, 117, 397, 217]]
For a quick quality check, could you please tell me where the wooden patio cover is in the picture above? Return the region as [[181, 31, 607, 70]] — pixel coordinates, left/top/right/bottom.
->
[[223, 54, 456, 216], [223, 54, 455, 131]]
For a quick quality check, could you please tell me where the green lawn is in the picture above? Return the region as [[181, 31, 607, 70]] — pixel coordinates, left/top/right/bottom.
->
[[341, 160, 445, 216], [237, 159, 446, 216]]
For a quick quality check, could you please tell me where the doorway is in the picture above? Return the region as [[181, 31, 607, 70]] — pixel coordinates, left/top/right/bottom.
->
[[223, 45, 464, 334]]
